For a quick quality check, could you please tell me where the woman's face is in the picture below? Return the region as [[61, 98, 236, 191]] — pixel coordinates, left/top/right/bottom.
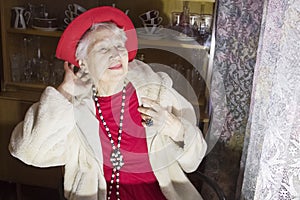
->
[[82, 28, 129, 84]]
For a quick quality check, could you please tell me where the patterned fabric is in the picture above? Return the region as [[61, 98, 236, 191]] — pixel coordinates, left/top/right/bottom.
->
[[205, 0, 263, 198], [241, 0, 300, 199], [209, 0, 263, 143]]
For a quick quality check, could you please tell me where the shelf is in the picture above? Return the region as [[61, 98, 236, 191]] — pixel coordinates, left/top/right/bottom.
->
[[5, 82, 48, 92], [0, 90, 41, 103], [0, 88, 42, 103], [138, 37, 207, 50], [8, 28, 208, 50], [7, 28, 62, 38]]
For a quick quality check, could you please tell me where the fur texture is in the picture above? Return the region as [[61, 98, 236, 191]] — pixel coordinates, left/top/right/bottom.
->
[[9, 60, 206, 200]]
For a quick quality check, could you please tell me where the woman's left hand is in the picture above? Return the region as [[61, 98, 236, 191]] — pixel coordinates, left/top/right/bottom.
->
[[138, 97, 183, 141]]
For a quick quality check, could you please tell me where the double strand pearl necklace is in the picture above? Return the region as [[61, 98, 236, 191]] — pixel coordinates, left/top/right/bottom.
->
[[92, 83, 126, 200]]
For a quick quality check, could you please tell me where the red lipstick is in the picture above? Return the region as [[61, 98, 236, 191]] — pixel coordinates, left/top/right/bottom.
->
[[108, 64, 122, 70]]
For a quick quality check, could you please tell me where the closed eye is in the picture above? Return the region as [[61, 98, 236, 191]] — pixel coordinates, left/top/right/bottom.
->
[[99, 48, 108, 53], [114, 41, 125, 48], [116, 45, 126, 50]]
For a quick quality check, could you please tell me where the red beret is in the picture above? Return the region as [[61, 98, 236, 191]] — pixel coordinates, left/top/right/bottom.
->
[[56, 6, 138, 67]]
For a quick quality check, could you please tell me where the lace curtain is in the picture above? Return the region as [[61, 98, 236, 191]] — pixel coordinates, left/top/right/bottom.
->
[[241, 0, 300, 199], [203, 0, 263, 198], [208, 0, 263, 146]]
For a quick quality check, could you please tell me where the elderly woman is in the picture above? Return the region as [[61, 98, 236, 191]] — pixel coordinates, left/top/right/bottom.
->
[[9, 6, 207, 200]]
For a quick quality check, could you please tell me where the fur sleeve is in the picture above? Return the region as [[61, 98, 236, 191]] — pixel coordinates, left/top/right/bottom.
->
[[9, 87, 76, 167]]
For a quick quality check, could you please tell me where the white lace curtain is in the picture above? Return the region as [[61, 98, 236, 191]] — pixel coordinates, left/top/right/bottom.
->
[[241, 0, 300, 199]]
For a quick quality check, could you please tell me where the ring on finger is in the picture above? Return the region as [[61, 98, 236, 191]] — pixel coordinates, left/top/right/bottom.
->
[[145, 118, 154, 127]]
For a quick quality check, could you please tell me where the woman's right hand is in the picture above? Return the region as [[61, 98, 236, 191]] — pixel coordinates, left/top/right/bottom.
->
[[57, 61, 92, 101]]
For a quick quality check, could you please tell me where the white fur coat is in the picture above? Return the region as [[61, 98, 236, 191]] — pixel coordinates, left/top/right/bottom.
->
[[9, 60, 207, 200]]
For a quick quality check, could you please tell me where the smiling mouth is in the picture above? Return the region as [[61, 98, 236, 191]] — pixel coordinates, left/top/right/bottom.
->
[[108, 64, 122, 70]]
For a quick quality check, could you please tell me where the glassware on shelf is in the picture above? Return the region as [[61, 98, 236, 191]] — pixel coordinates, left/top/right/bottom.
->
[[21, 36, 50, 84], [172, 1, 198, 39], [49, 55, 64, 86], [197, 4, 213, 47], [10, 53, 24, 82], [171, 12, 181, 27], [32, 47, 50, 84], [23, 37, 33, 82], [190, 13, 201, 30], [24, 60, 33, 82], [15, 36, 60, 85], [179, 1, 190, 26]]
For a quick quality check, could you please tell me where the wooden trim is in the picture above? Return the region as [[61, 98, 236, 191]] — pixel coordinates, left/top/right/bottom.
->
[[7, 28, 62, 38], [1, 0, 11, 85], [0, 90, 41, 103]]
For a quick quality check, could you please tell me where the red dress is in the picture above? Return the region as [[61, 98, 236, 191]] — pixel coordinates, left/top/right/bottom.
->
[[95, 83, 166, 200]]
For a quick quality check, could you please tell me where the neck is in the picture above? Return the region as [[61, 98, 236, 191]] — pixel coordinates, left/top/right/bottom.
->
[[95, 78, 126, 96]]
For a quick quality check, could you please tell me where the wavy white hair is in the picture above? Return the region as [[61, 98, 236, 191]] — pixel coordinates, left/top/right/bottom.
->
[[75, 22, 127, 62]]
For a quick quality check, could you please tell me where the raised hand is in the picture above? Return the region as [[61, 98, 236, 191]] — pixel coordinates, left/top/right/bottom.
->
[[57, 61, 92, 100], [138, 97, 183, 141]]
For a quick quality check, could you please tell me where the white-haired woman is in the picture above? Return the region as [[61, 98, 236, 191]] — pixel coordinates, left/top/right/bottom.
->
[[9, 6, 207, 200]]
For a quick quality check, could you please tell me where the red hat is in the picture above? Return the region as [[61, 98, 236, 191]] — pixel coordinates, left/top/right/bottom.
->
[[56, 6, 138, 67]]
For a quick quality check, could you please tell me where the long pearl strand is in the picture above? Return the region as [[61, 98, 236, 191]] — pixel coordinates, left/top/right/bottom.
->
[[92, 83, 126, 200]]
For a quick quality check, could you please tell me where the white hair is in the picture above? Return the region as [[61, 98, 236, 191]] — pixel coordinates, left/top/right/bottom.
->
[[75, 22, 127, 61]]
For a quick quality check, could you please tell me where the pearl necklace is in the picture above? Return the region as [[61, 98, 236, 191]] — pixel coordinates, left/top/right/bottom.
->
[[92, 83, 126, 200]]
